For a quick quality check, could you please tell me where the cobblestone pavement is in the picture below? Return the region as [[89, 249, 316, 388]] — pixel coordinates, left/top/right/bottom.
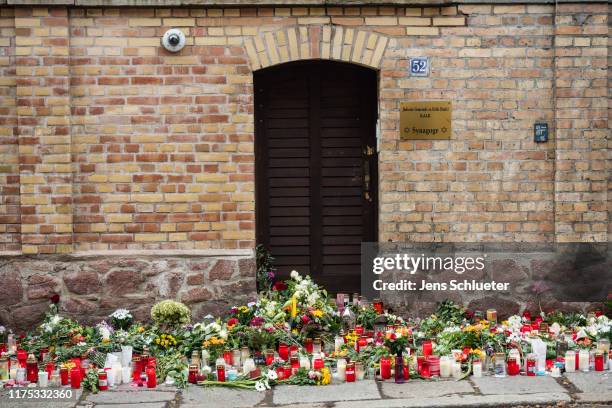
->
[[2, 372, 611, 408]]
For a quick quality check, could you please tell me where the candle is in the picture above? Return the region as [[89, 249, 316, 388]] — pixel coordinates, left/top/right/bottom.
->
[[243, 358, 256, 375], [122, 366, 131, 384], [50, 371, 60, 387], [17, 349, 27, 367], [112, 363, 122, 385], [45, 362, 54, 380], [422, 340, 432, 357], [578, 349, 589, 372], [275, 366, 285, 380], [440, 356, 452, 378], [380, 357, 391, 380], [223, 349, 233, 366], [355, 362, 365, 380], [227, 368, 238, 381], [526, 354, 536, 376], [486, 309, 497, 323], [146, 365, 156, 388], [452, 361, 462, 379], [38, 370, 48, 387], [132, 357, 142, 382], [290, 355, 300, 375], [231, 349, 241, 368], [472, 359, 482, 378], [507, 357, 519, 376], [98, 370, 108, 391], [263, 349, 273, 366], [240, 347, 250, 365], [121, 346, 132, 367], [313, 338, 322, 354], [551, 366, 561, 378], [299, 356, 310, 370], [336, 358, 347, 381], [313, 356, 324, 371], [188, 364, 199, 384], [8, 334, 16, 355], [16, 367, 25, 382], [334, 335, 345, 353], [216, 364, 225, 382], [70, 367, 81, 388], [565, 351, 575, 373], [26, 354, 38, 383], [304, 338, 314, 354], [60, 367, 69, 385], [278, 344, 289, 361], [0, 356, 9, 380], [283, 364, 292, 379], [373, 298, 383, 314], [345, 362, 355, 382], [594, 352, 604, 371]]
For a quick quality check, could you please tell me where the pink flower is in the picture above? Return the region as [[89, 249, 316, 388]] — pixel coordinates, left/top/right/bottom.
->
[[301, 315, 310, 324]]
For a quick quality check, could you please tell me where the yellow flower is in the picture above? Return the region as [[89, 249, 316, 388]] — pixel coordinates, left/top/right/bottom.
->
[[320, 367, 331, 385], [312, 309, 323, 318], [138, 327, 145, 333]]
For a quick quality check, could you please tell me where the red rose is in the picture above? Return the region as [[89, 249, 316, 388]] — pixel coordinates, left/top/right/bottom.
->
[[272, 281, 287, 291], [50, 293, 60, 304], [301, 315, 310, 324], [227, 318, 239, 328]]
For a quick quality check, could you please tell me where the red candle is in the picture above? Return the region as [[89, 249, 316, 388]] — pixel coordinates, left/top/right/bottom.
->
[[188, 365, 198, 384], [278, 344, 289, 361], [507, 357, 519, 376], [46, 361, 54, 379], [521, 324, 532, 334], [594, 352, 604, 371], [0, 343, 6, 354], [522, 311, 532, 321], [357, 337, 368, 353], [421, 360, 431, 377], [223, 350, 233, 366], [304, 338, 313, 354], [380, 357, 391, 379], [70, 367, 81, 388], [276, 366, 286, 380], [417, 356, 425, 373], [422, 340, 432, 357], [216, 364, 225, 382], [98, 370, 108, 391], [60, 367, 69, 386], [26, 354, 38, 383], [146, 366, 156, 388], [265, 351, 274, 366], [403, 364, 409, 380], [373, 299, 383, 314], [290, 355, 300, 372], [355, 325, 364, 336], [345, 363, 355, 382], [132, 357, 142, 382], [289, 345, 298, 355], [17, 349, 27, 368], [283, 364, 292, 378], [313, 358, 324, 370]]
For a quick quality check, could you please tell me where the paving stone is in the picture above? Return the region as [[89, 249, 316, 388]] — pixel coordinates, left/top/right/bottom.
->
[[94, 404, 167, 408], [180, 385, 266, 408], [273, 380, 380, 405], [471, 374, 566, 395], [382, 378, 475, 399], [334, 392, 572, 408], [566, 371, 612, 402], [85, 389, 175, 404]]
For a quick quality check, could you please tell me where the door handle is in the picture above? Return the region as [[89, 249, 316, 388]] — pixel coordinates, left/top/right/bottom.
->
[[363, 155, 372, 202]]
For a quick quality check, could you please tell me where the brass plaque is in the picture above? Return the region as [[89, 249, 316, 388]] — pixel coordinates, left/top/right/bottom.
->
[[400, 101, 452, 140]]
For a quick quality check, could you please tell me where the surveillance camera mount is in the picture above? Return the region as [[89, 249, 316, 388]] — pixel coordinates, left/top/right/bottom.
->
[[161, 29, 186, 52]]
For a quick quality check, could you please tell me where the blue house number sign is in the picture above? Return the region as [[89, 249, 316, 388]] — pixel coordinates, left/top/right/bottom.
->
[[534, 122, 548, 143], [410, 57, 430, 77]]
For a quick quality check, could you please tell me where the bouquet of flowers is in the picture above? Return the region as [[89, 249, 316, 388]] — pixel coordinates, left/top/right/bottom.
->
[[109, 308, 133, 331]]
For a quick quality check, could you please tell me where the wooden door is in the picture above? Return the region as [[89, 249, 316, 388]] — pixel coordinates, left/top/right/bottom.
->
[[255, 61, 378, 293]]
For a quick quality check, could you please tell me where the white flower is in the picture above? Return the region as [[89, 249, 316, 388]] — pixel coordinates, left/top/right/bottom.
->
[[0, 326, 5, 334], [247, 302, 256, 308], [266, 370, 278, 380], [218, 329, 228, 340], [50, 315, 61, 326], [255, 381, 266, 392], [110, 308, 132, 320], [290, 270, 301, 281]]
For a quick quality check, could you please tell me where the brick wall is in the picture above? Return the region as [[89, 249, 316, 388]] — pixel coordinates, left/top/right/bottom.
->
[[0, 3, 609, 326]]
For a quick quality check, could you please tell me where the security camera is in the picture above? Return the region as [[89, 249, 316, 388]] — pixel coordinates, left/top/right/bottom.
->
[[162, 29, 186, 52]]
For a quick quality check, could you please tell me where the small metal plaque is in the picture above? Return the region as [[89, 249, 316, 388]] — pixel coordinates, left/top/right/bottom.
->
[[410, 57, 430, 77], [400, 101, 452, 140], [534, 123, 548, 143]]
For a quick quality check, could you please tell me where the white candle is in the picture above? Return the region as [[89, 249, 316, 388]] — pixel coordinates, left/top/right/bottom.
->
[[38, 371, 48, 387], [551, 366, 561, 378], [112, 363, 122, 385], [242, 358, 255, 375], [120, 346, 132, 367], [579, 349, 589, 372], [336, 359, 346, 382], [452, 361, 462, 379], [564, 351, 575, 373], [299, 356, 310, 370], [472, 360, 482, 378], [334, 336, 344, 353], [440, 356, 452, 378], [107, 368, 115, 387], [122, 366, 131, 384]]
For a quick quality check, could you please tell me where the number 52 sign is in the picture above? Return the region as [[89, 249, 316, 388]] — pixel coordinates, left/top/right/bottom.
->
[[410, 57, 430, 77]]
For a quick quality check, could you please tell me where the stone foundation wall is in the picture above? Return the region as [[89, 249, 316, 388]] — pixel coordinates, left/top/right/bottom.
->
[[0, 252, 256, 331]]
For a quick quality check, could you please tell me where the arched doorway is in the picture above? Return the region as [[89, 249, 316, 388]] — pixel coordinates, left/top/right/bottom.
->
[[255, 60, 378, 293]]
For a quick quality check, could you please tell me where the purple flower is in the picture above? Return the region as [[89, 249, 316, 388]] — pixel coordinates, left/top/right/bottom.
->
[[250, 317, 265, 327], [267, 271, 275, 280]]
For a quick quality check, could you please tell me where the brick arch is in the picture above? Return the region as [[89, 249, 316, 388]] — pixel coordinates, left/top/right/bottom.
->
[[244, 25, 389, 71]]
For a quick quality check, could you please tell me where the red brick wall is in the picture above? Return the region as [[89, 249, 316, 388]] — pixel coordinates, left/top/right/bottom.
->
[[0, 4, 609, 255]]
